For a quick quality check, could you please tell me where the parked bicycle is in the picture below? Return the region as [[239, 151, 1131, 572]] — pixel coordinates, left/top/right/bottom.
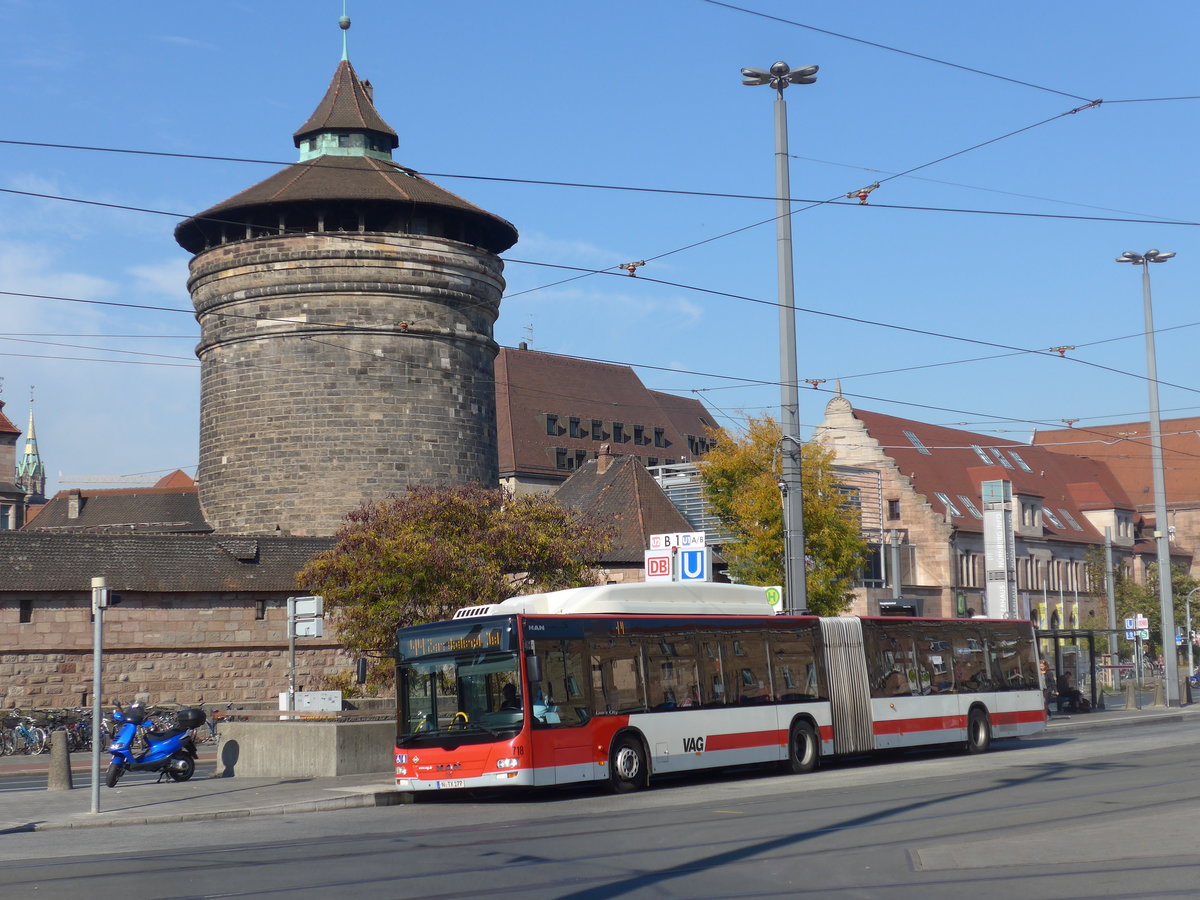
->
[[6, 713, 48, 755]]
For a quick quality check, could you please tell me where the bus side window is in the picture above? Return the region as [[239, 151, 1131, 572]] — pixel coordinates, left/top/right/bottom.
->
[[644, 634, 699, 710], [727, 630, 771, 704], [862, 621, 917, 697], [771, 628, 822, 701], [590, 636, 647, 715], [945, 623, 989, 692], [531, 638, 589, 727], [915, 630, 953, 693], [695, 633, 727, 706]]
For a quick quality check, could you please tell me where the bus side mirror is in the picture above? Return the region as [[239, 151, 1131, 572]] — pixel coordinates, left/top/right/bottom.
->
[[526, 655, 543, 684]]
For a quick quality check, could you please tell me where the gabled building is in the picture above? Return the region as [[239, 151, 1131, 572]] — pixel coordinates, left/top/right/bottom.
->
[[1032, 416, 1200, 579], [815, 396, 1184, 624], [0, 399, 25, 530], [25, 471, 208, 535], [496, 345, 719, 494], [553, 446, 702, 583]]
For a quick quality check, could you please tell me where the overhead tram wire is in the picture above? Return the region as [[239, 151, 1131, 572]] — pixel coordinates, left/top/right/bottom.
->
[[10, 238, 1200, 400], [11, 329, 1200, 465], [697, 0, 1095, 103]]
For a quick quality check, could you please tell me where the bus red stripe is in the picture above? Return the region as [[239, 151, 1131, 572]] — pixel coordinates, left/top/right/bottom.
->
[[705, 729, 787, 752]]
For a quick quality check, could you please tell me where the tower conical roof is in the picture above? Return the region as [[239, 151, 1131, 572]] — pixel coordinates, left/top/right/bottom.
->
[[293, 59, 398, 150], [174, 56, 517, 256]]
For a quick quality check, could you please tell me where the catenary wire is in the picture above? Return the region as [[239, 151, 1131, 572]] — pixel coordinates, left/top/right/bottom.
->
[[696, 0, 1094, 102]]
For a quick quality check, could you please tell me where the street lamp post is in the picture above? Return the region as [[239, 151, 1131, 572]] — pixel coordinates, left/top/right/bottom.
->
[[1186, 586, 1198, 682], [1116, 248, 1179, 706], [741, 60, 817, 613]]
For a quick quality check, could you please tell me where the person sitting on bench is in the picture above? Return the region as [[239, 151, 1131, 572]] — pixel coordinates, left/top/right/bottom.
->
[[1056, 672, 1086, 712]]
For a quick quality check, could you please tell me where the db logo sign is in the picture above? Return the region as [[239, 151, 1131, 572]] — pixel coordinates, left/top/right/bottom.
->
[[645, 554, 672, 579]]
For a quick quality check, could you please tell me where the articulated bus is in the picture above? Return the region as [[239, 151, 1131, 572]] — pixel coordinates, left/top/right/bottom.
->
[[393, 583, 1046, 794]]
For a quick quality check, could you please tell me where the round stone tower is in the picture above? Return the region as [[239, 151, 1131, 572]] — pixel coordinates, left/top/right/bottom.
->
[[175, 39, 518, 536]]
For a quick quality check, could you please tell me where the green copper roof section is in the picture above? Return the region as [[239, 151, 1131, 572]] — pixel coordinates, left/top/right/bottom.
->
[[293, 58, 398, 163], [16, 401, 44, 480]]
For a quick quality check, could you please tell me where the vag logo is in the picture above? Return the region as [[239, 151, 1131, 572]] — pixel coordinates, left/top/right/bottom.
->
[[682, 736, 705, 753]]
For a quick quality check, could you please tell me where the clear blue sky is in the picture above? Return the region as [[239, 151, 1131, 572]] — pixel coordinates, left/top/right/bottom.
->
[[2, 1, 1197, 495]]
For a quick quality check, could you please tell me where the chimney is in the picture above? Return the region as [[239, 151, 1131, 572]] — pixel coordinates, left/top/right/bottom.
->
[[362, 79, 374, 103], [68, 488, 82, 519], [596, 443, 613, 475]]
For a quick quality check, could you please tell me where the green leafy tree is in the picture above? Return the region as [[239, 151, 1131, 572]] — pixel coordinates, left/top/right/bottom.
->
[[1082, 548, 1196, 657], [699, 415, 869, 615], [298, 484, 612, 654]]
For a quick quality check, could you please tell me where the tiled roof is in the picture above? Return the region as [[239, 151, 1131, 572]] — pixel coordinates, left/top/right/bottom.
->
[[0, 400, 18, 435], [174, 155, 517, 255], [0, 532, 332, 592], [23, 487, 210, 534], [554, 454, 695, 563], [293, 59, 398, 147], [495, 347, 718, 482], [839, 408, 1134, 544], [1033, 416, 1200, 508]]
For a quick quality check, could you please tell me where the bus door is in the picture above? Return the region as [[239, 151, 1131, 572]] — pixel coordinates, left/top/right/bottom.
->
[[527, 635, 598, 785], [818, 618, 875, 754]]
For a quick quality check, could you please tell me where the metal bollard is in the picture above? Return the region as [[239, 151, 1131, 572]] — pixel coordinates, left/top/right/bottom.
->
[[47, 729, 74, 791]]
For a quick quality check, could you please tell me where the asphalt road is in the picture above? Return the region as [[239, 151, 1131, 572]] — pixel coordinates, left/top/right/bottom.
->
[[4, 721, 1199, 899]]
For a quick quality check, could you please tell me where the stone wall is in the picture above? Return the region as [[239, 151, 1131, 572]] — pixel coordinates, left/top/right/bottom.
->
[[188, 232, 507, 536], [1, 592, 354, 710]]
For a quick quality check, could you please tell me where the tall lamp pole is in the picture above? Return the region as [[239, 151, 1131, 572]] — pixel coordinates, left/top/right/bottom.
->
[[1186, 586, 1198, 683], [1116, 248, 1179, 706], [741, 60, 817, 613]]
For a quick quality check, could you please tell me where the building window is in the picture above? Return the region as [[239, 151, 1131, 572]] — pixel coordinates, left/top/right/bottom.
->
[[555, 448, 569, 470], [591, 419, 605, 441], [887, 499, 901, 520], [255, 599, 268, 621], [634, 425, 645, 445], [568, 417, 584, 439], [654, 427, 666, 448], [337, 133, 351, 147], [545, 414, 559, 436], [934, 492, 962, 518], [0, 505, 10, 530], [612, 422, 625, 443], [19, 598, 32, 624], [903, 430, 931, 455]]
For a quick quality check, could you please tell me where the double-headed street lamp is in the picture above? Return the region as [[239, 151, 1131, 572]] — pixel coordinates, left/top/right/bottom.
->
[[741, 61, 817, 614], [1116, 248, 1180, 705]]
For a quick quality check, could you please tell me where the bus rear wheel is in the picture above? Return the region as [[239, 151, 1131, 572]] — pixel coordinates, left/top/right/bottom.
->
[[965, 708, 992, 754], [787, 720, 819, 774], [607, 735, 646, 794]]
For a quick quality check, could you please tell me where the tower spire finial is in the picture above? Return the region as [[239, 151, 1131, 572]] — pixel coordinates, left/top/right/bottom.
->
[[339, 3, 351, 62]]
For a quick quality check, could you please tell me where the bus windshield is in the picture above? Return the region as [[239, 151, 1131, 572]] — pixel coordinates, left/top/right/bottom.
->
[[400, 649, 524, 741]]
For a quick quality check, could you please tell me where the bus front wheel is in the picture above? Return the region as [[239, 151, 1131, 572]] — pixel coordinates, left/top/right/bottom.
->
[[965, 708, 992, 754], [607, 735, 646, 794], [787, 720, 819, 774]]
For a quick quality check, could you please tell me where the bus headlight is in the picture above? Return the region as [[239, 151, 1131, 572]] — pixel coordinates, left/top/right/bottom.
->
[[495, 757, 519, 769]]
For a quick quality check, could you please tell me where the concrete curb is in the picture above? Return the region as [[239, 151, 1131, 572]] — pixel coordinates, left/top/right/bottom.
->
[[12, 789, 405, 832], [1044, 710, 1185, 733]]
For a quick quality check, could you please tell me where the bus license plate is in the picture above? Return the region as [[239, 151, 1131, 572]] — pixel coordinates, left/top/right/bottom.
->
[[437, 779, 465, 789]]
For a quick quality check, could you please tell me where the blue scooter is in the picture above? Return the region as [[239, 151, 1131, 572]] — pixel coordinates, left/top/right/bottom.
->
[[105, 701, 206, 788]]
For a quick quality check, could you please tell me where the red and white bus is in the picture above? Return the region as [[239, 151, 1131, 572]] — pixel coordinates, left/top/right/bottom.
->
[[393, 583, 1046, 794]]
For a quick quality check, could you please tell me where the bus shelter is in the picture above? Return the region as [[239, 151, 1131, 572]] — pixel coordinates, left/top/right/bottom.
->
[[1035, 628, 1104, 712]]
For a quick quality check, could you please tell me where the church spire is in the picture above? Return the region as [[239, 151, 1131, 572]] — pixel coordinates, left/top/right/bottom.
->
[[16, 389, 46, 503]]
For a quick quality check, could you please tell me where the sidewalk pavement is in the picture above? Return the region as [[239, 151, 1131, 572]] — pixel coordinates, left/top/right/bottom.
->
[[3, 702, 1195, 833]]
